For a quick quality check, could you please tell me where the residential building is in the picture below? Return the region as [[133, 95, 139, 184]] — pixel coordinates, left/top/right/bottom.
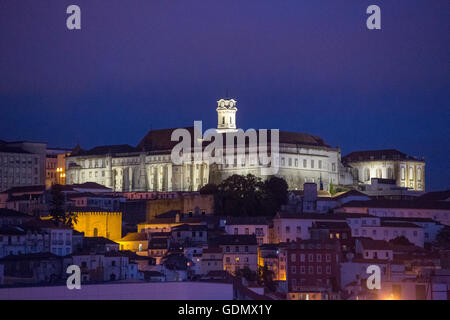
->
[[45, 148, 71, 188], [201, 247, 223, 276], [284, 239, 342, 299], [170, 224, 208, 246], [345, 215, 424, 247], [0, 140, 47, 192], [218, 234, 258, 274], [117, 232, 149, 254], [337, 199, 450, 226], [224, 217, 269, 245]]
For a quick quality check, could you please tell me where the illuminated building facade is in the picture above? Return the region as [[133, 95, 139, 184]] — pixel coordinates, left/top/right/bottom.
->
[[0, 140, 47, 192], [219, 234, 258, 274], [45, 148, 71, 188], [72, 209, 122, 240], [65, 98, 343, 192], [342, 149, 426, 191]]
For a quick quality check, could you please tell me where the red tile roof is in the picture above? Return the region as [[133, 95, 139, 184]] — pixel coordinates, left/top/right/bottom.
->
[[343, 149, 423, 162], [342, 200, 450, 210]]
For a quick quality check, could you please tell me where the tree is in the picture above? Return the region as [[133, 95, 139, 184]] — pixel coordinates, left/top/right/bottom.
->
[[389, 236, 412, 246], [435, 226, 450, 248], [214, 174, 288, 217], [258, 265, 277, 292], [199, 183, 218, 195], [49, 185, 78, 227], [264, 176, 288, 209], [329, 182, 336, 195], [215, 174, 264, 217], [236, 266, 257, 282]]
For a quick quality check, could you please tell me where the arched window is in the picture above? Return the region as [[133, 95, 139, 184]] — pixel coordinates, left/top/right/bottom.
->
[[376, 168, 382, 178], [387, 167, 393, 179], [401, 167, 405, 180], [222, 117, 225, 125], [417, 167, 422, 181], [364, 168, 370, 182], [230, 117, 232, 124], [409, 167, 414, 180]]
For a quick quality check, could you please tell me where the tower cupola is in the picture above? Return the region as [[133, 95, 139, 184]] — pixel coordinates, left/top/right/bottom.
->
[[216, 98, 238, 133]]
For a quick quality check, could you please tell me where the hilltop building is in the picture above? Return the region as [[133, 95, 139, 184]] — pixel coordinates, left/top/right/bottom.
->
[[65, 98, 344, 192]]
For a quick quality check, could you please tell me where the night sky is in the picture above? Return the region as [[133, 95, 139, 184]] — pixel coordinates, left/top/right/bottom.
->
[[0, 0, 449, 190]]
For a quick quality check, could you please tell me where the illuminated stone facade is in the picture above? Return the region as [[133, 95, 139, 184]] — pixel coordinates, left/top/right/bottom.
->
[[342, 149, 425, 191], [45, 148, 71, 189], [65, 98, 344, 192], [72, 209, 122, 240]]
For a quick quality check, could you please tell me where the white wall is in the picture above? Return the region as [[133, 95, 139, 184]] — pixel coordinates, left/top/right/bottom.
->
[[0, 281, 234, 300]]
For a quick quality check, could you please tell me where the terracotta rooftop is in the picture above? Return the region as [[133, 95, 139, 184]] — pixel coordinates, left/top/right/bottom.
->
[[0, 208, 31, 217], [118, 232, 149, 242], [276, 212, 367, 220], [358, 238, 392, 250], [70, 144, 139, 156], [216, 234, 258, 246], [332, 189, 370, 200], [70, 126, 335, 159], [343, 149, 423, 162], [0, 185, 46, 195], [342, 199, 450, 210], [225, 216, 269, 225]]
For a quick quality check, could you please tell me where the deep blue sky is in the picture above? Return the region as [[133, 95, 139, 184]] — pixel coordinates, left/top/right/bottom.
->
[[0, 0, 449, 190]]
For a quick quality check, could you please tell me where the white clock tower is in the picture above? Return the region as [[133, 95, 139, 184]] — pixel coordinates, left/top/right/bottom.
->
[[216, 98, 238, 133]]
